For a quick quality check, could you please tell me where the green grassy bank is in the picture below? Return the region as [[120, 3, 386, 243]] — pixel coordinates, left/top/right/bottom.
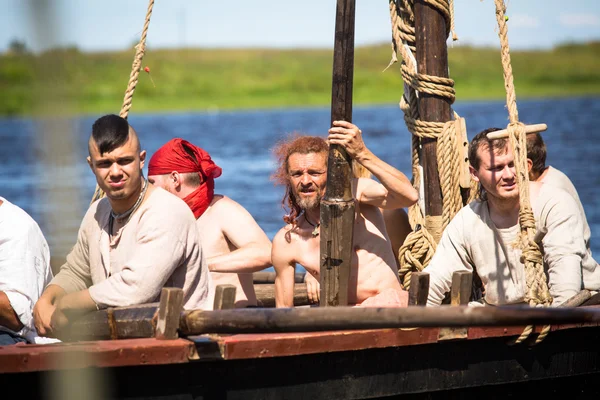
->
[[1, 42, 599, 117]]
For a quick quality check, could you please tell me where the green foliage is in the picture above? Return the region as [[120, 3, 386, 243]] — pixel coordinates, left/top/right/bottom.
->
[[1, 42, 599, 117]]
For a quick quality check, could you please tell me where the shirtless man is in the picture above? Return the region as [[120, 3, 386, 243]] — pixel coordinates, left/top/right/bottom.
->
[[426, 128, 600, 307], [271, 121, 419, 307], [33, 115, 212, 337], [148, 138, 271, 308]]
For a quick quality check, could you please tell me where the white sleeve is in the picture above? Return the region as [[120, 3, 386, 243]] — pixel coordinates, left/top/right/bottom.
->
[[540, 192, 586, 306]]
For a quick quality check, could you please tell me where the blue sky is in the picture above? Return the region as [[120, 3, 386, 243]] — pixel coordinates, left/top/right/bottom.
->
[[1, 0, 599, 53]]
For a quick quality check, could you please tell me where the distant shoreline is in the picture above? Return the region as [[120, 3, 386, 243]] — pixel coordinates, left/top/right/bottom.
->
[[2, 42, 599, 117]]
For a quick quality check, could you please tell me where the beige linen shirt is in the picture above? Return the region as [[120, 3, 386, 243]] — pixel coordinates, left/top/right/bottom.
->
[[51, 188, 213, 310], [426, 184, 600, 307]]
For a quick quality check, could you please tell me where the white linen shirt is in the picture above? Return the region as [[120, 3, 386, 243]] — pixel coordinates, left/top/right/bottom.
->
[[0, 197, 56, 343]]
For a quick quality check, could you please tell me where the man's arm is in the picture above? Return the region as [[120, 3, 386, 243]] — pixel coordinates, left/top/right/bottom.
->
[[540, 191, 587, 306], [272, 229, 296, 308], [33, 284, 66, 336], [328, 120, 418, 209], [35, 218, 92, 336], [0, 292, 23, 332], [207, 198, 272, 273], [426, 213, 473, 306]]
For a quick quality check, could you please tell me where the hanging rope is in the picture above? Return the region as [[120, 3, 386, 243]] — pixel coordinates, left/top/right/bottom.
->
[[493, 0, 552, 344], [388, 0, 467, 289], [91, 0, 155, 204]]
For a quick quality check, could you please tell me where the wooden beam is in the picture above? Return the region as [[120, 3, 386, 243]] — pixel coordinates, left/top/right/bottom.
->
[[253, 271, 305, 284], [179, 305, 600, 335], [414, 0, 452, 221], [62, 303, 157, 341], [439, 271, 472, 340], [213, 284, 237, 310], [255, 283, 310, 308], [487, 123, 547, 140], [320, 0, 356, 307], [408, 271, 430, 306], [155, 287, 184, 340]]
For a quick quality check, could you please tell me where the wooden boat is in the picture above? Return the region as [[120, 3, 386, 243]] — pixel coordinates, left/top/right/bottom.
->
[[2, 1, 600, 399]]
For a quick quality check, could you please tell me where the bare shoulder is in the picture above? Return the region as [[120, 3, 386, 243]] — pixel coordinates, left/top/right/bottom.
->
[[211, 195, 252, 215], [272, 225, 297, 265]]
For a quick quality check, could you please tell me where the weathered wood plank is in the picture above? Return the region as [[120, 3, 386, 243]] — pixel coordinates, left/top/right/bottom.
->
[[255, 283, 310, 308], [438, 271, 472, 340], [0, 338, 194, 373], [408, 271, 429, 306], [253, 272, 305, 284], [213, 284, 237, 310], [155, 287, 184, 340]]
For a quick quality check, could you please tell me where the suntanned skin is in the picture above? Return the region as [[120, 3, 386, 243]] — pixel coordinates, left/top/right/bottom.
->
[[273, 121, 418, 307], [34, 127, 149, 337], [471, 141, 542, 229], [149, 170, 271, 308]]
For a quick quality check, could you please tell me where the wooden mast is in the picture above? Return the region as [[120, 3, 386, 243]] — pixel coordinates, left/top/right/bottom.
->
[[414, 1, 452, 225], [320, 0, 356, 307]]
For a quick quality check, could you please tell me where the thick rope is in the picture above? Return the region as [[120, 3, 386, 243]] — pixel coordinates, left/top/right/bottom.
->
[[91, 0, 155, 204], [493, 0, 552, 344], [389, 0, 465, 289]]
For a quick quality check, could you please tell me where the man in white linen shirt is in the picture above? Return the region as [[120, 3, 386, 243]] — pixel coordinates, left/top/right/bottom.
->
[[33, 114, 213, 337], [526, 132, 592, 257], [0, 197, 56, 344], [426, 127, 600, 307]]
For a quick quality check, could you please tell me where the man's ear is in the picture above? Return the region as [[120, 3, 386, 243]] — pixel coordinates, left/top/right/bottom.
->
[[86, 156, 93, 171], [171, 171, 182, 190], [526, 158, 533, 172], [139, 150, 146, 169], [469, 165, 479, 183]]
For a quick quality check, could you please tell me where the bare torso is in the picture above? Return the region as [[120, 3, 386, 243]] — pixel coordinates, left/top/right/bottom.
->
[[196, 195, 257, 307], [288, 201, 401, 304]]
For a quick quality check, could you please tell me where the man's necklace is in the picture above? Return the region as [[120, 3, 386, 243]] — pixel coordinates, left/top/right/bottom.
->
[[304, 213, 320, 237], [108, 178, 148, 236]]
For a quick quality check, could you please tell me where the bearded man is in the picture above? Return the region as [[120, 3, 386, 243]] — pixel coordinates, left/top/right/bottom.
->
[[270, 121, 418, 308], [148, 138, 271, 308], [426, 128, 600, 307]]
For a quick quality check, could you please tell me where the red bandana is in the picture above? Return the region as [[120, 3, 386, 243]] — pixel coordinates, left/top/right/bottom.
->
[[148, 138, 222, 219]]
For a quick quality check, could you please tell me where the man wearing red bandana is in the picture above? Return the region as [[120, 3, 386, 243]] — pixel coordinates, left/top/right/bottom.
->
[[148, 139, 272, 308]]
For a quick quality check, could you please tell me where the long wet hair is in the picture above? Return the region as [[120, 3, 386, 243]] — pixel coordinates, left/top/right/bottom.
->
[[271, 133, 329, 226]]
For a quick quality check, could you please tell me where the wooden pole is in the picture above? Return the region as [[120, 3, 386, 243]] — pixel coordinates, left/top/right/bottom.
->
[[320, 0, 356, 307], [180, 306, 600, 335], [414, 1, 452, 225]]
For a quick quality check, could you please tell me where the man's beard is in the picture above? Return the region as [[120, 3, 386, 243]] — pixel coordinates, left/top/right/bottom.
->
[[297, 195, 321, 211]]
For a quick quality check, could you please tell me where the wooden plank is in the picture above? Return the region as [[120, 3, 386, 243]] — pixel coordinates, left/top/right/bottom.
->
[[255, 283, 310, 308], [0, 338, 194, 373], [320, 0, 356, 307], [253, 272, 305, 284], [408, 271, 429, 306], [62, 303, 157, 341], [155, 287, 184, 340], [213, 284, 237, 310], [219, 328, 440, 360], [438, 271, 472, 340]]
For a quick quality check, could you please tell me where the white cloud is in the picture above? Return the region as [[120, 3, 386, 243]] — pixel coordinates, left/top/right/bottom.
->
[[509, 14, 541, 28], [559, 14, 600, 27]]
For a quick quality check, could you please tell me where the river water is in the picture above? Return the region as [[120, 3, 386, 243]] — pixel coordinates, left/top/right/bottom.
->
[[1, 96, 599, 268]]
